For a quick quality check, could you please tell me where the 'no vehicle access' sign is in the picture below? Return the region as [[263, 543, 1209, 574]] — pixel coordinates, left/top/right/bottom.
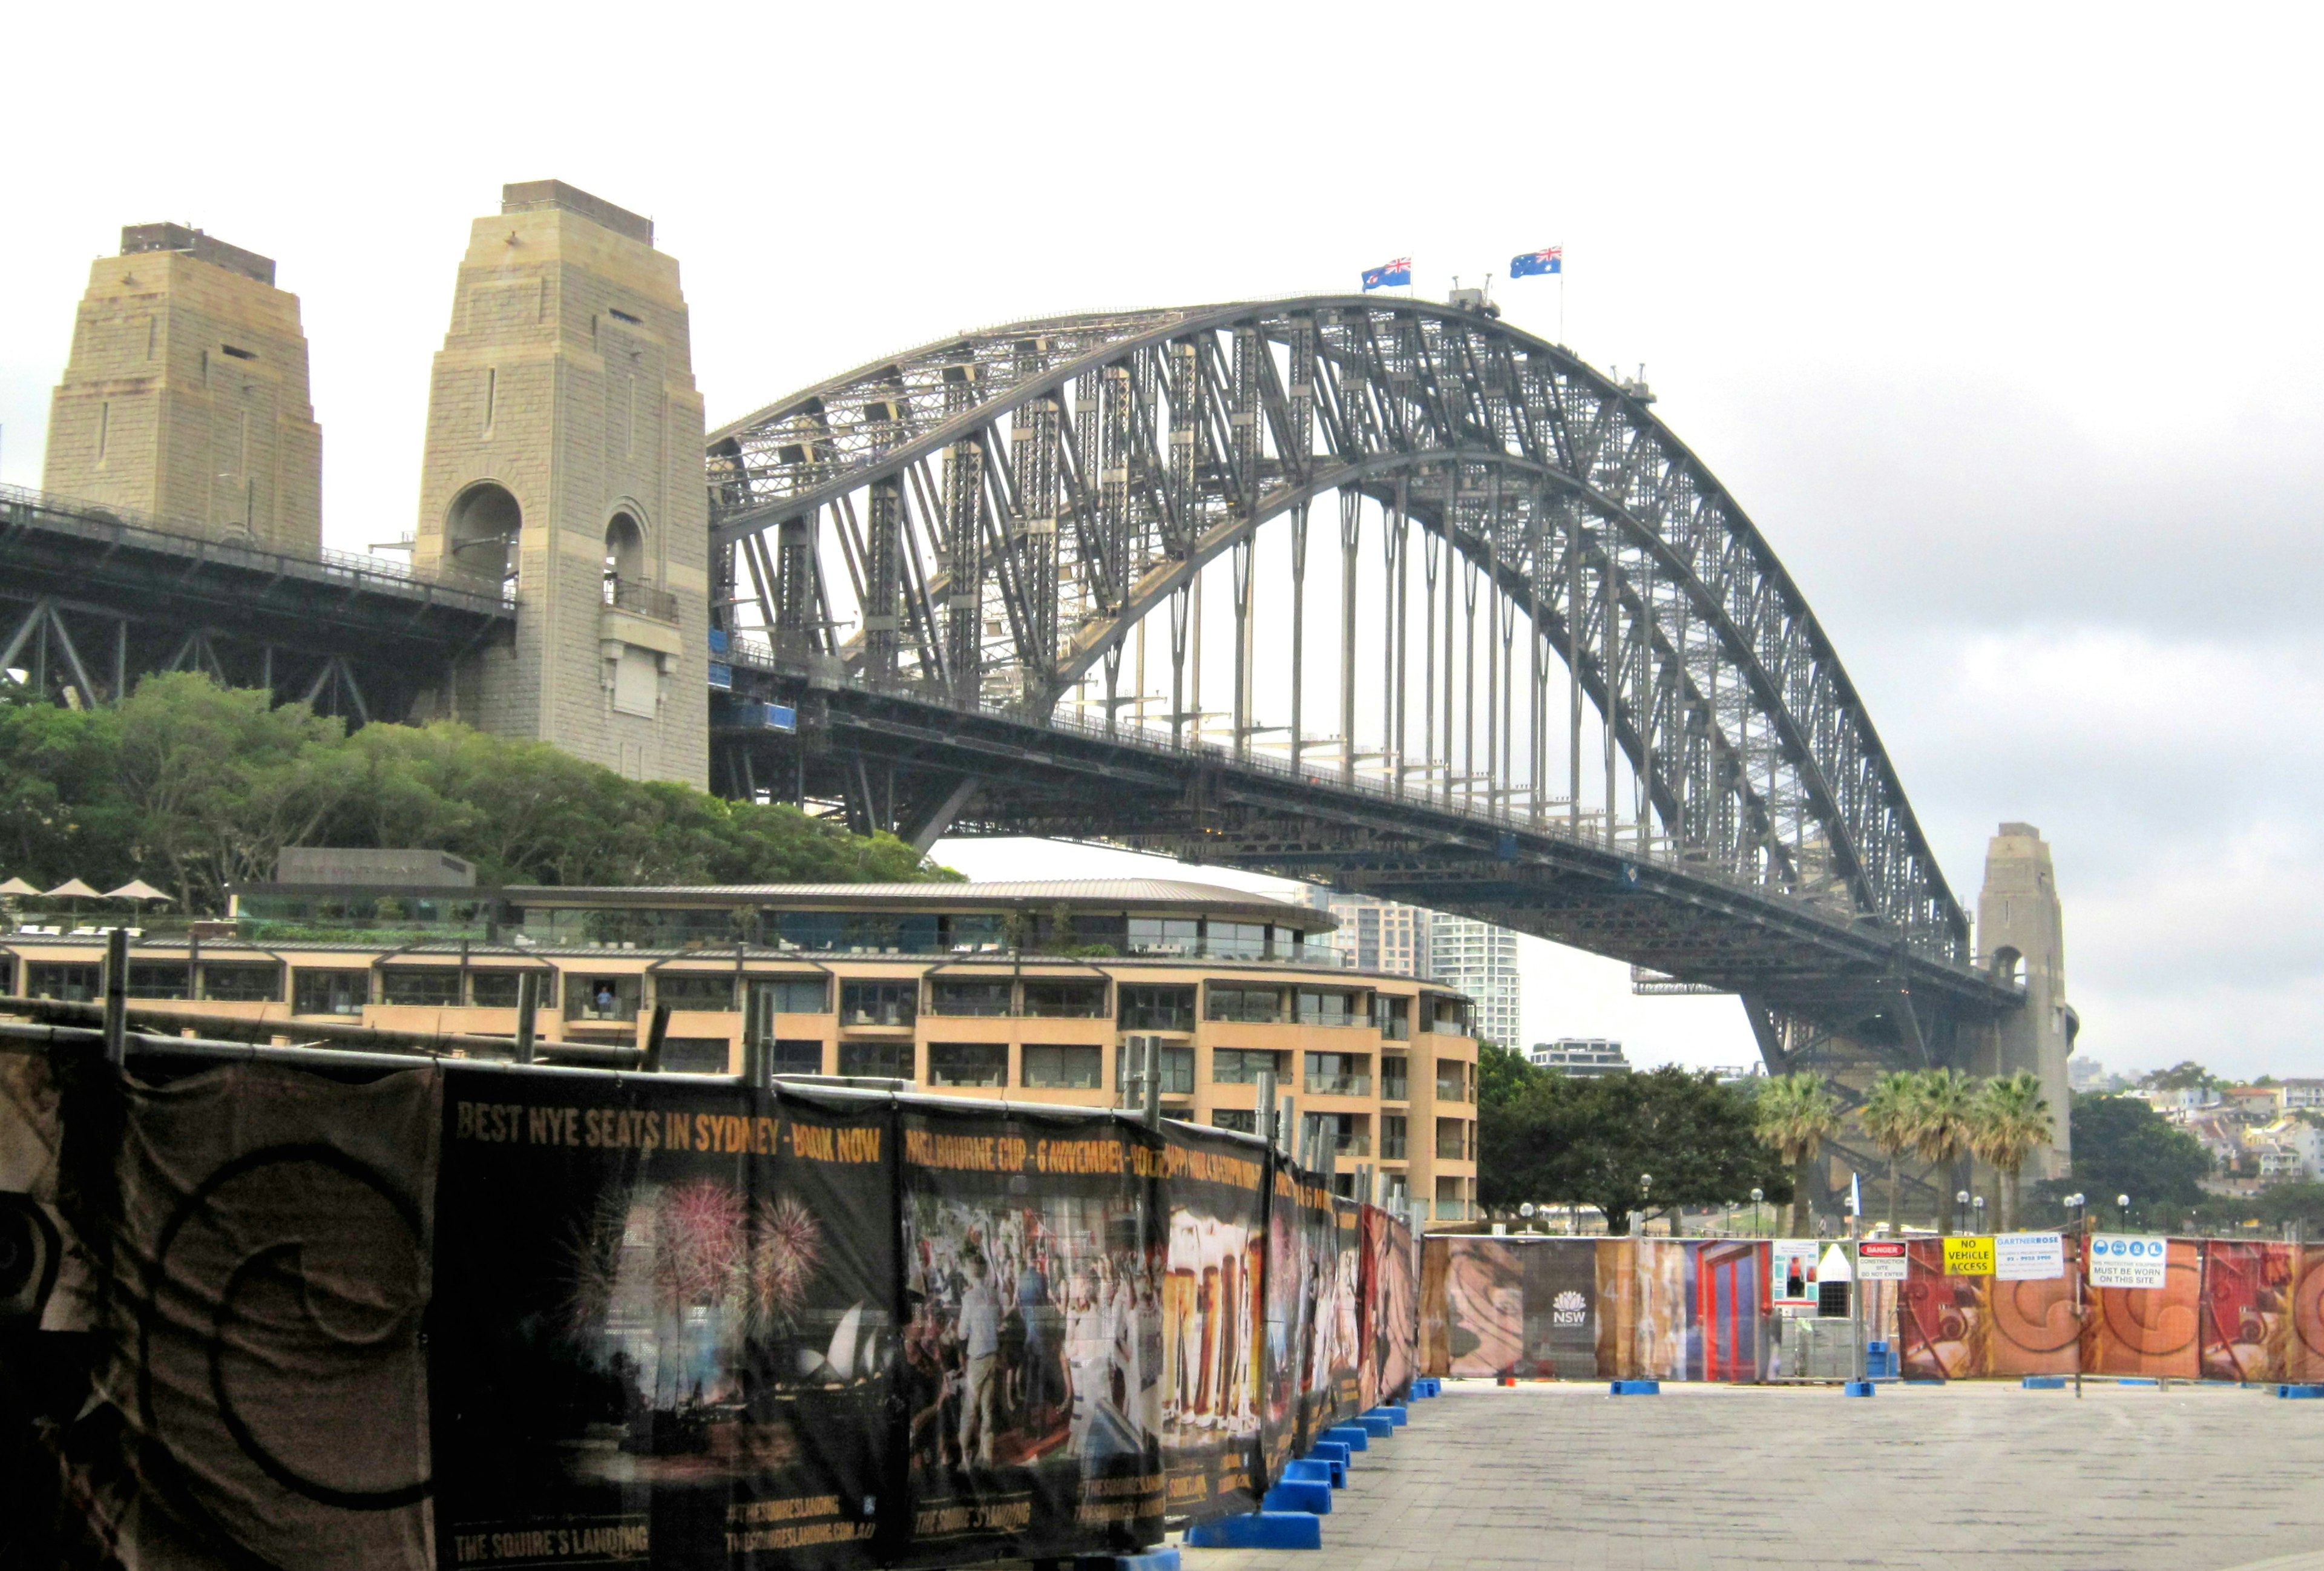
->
[[1943, 1236, 1995, 1276]]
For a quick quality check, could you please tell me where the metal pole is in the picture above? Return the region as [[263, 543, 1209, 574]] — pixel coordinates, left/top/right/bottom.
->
[[1851, 1237, 1866, 1385], [101, 925, 128, 1069], [1141, 1037, 1161, 1131], [642, 1003, 671, 1073], [513, 970, 539, 1064], [1255, 1067, 1276, 1149]]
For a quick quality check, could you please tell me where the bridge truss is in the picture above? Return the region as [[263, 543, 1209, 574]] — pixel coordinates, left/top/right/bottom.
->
[[704, 297, 2011, 1053]]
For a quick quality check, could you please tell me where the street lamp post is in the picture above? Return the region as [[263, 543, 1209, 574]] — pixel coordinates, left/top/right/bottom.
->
[[2116, 1193, 2130, 1230], [2064, 1192, 2088, 1397], [1751, 1187, 1764, 1237], [1955, 1189, 1971, 1236], [1972, 1195, 1987, 1235], [1639, 1173, 1653, 1237]]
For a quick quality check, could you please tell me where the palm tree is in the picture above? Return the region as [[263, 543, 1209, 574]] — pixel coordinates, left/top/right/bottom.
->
[[1969, 1072, 2053, 1231], [1908, 1068, 1978, 1234], [1754, 1073, 1845, 1236], [1859, 1071, 1922, 1234]]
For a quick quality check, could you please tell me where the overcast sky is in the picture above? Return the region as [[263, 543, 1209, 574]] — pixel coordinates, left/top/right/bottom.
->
[[4, 4, 2317, 1080]]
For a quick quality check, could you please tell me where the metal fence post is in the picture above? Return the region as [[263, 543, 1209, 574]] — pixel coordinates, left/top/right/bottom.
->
[[1140, 1037, 1161, 1130], [101, 926, 128, 1068], [513, 972, 539, 1064]]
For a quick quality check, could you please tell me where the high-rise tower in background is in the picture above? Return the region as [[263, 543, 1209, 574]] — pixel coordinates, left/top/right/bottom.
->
[[1294, 889, 1525, 1046], [42, 224, 323, 553], [1975, 822, 2075, 1173], [410, 182, 708, 787]]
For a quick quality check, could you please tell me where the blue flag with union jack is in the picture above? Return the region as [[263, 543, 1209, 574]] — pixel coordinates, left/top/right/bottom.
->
[[1361, 257, 1412, 291], [1511, 245, 1563, 278]]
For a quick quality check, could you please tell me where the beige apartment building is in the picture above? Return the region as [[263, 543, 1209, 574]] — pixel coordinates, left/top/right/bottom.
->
[[4, 872, 1480, 1219]]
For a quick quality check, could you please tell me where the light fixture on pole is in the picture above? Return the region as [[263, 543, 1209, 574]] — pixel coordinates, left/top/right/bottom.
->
[[1972, 1194, 1986, 1234], [1955, 1189, 1971, 1234], [2116, 1193, 2130, 1228], [1639, 1173, 1653, 1237], [1750, 1187, 1764, 1237]]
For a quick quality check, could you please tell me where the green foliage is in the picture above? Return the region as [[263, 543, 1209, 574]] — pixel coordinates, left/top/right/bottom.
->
[[2031, 1092, 2211, 1229], [1969, 1072, 2054, 1231], [1859, 1070, 1922, 1231], [1753, 1073, 1845, 1236], [2139, 1061, 2219, 1093], [1480, 1066, 1788, 1235], [0, 673, 956, 912], [1475, 1041, 1543, 1111]]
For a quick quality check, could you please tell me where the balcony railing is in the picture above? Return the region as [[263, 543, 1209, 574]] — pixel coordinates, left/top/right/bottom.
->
[[1436, 1134, 1472, 1161], [1305, 1073, 1371, 1098], [1333, 1134, 1372, 1158], [604, 576, 680, 622], [1380, 1133, 1408, 1159], [1435, 1079, 1471, 1104]]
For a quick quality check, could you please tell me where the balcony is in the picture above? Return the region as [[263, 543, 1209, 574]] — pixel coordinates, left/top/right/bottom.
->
[[1379, 1131, 1408, 1160], [1333, 1133, 1372, 1159], [1434, 1079, 1471, 1104], [1305, 1073, 1371, 1098], [1436, 1133, 1473, 1162], [603, 576, 679, 622]]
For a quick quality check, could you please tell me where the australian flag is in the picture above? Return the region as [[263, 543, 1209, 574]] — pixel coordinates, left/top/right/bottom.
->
[[1361, 257, 1412, 291], [1511, 245, 1563, 278]]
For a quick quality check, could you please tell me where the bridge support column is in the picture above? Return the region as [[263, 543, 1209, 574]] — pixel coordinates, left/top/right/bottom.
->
[[1976, 823, 2074, 1176]]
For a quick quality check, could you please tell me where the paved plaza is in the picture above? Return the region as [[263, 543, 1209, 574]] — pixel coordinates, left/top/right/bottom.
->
[[1183, 1381, 2324, 1571]]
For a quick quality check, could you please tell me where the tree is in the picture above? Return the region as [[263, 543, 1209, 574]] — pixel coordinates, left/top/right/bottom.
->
[[2138, 1061, 2219, 1094], [1753, 1073, 1845, 1236], [2060, 1093, 2209, 1228], [1481, 1067, 1788, 1235], [1475, 1041, 1542, 1111], [1908, 1068, 1978, 1234], [1969, 1072, 2053, 1230], [1859, 1071, 1922, 1234]]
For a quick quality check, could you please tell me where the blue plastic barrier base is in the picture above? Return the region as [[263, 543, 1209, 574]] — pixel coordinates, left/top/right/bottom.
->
[[2021, 1375, 2067, 1390], [1842, 1380, 1876, 1397], [1365, 1405, 1409, 1426], [1411, 1377, 1442, 1397], [2280, 1384, 2324, 1399], [1356, 1415, 1394, 1438], [1074, 1553, 1181, 1571], [1262, 1480, 1333, 1515], [1609, 1380, 1661, 1395], [1283, 1457, 1342, 1489], [1185, 1513, 1323, 1550], [1307, 1440, 1353, 1471], [1322, 1424, 1370, 1451], [2115, 1377, 2161, 1387]]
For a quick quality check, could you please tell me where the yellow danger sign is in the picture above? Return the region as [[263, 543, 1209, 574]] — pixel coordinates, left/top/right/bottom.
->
[[1943, 1236, 1995, 1276]]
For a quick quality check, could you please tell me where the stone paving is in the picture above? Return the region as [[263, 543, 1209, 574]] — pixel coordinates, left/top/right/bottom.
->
[[1180, 1380, 2324, 1571]]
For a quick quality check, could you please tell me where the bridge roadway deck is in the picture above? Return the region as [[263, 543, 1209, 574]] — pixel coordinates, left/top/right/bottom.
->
[[1184, 1381, 2324, 1571]]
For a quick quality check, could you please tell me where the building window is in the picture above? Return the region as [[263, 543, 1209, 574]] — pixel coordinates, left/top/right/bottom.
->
[[202, 963, 281, 1003], [126, 962, 190, 1000], [750, 977, 829, 1015], [1212, 1049, 1284, 1085], [1294, 989, 1367, 1027], [1379, 998, 1411, 1041], [655, 972, 736, 1010], [1022, 1045, 1102, 1090], [928, 1042, 1009, 1088], [839, 1040, 913, 1079], [930, 979, 1013, 1016], [1206, 985, 1283, 1023], [661, 1038, 730, 1073], [1380, 1115, 1408, 1159], [1429, 998, 1471, 1035], [1118, 1044, 1195, 1096], [294, 969, 369, 1015], [381, 968, 461, 1007], [1126, 917, 1199, 955], [571, 976, 642, 1022], [1023, 980, 1106, 1018], [1305, 1052, 1371, 1098], [1211, 1110, 1258, 1135], [770, 1041, 826, 1076], [1435, 1059, 1473, 1104], [468, 970, 554, 1008], [28, 963, 100, 1002], [839, 980, 916, 1027], [1207, 921, 1268, 960], [1436, 1118, 1473, 1161], [1381, 1055, 1410, 1101], [1118, 984, 1196, 1031]]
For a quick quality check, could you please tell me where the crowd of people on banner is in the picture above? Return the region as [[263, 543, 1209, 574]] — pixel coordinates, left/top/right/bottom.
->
[[904, 1198, 1163, 1475]]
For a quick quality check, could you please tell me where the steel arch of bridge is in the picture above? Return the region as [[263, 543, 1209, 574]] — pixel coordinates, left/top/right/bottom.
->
[[706, 296, 1975, 984]]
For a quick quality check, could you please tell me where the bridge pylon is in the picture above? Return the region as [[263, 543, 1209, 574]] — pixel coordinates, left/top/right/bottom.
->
[[410, 181, 707, 788], [1974, 822, 2075, 1177]]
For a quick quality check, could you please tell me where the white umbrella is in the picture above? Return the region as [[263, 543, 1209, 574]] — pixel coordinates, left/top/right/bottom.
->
[[104, 880, 174, 903], [44, 879, 102, 898], [0, 877, 38, 897]]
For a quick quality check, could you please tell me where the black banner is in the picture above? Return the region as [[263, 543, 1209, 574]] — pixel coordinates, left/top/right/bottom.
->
[[430, 1072, 893, 1571], [1155, 1122, 1270, 1520]]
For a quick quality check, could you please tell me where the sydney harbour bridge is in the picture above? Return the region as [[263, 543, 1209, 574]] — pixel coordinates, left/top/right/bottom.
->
[[697, 295, 2016, 1078], [1, 281, 2026, 1109]]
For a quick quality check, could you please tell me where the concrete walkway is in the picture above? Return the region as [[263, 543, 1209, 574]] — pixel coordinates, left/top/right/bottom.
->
[[1183, 1380, 2324, 1571]]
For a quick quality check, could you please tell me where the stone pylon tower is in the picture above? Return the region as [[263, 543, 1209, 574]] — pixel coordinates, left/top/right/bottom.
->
[[1975, 823, 2076, 1176], [410, 181, 707, 788], [43, 224, 322, 553]]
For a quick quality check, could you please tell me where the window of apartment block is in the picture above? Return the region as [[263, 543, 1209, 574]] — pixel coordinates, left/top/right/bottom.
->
[[655, 972, 735, 1010], [1380, 1055, 1410, 1100], [28, 963, 99, 1001], [661, 1038, 731, 1073], [770, 1040, 826, 1077], [294, 969, 369, 1016], [839, 980, 916, 1027], [381, 968, 462, 1007], [1117, 1044, 1195, 1096], [1435, 1118, 1472, 1161], [1294, 988, 1367, 1026], [1023, 980, 1106, 1018], [468, 970, 555, 1008], [1022, 1044, 1102, 1090], [1212, 1048, 1284, 1084], [1118, 984, 1196, 1031], [928, 1041, 1009, 1087], [750, 977, 829, 1015], [1210, 1109, 1258, 1134], [838, 1040, 914, 1079], [1207, 921, 1267, 959], [571, 976, 642, 1021], [1305, 1052, 1370, 1097], [202, 963, 281, 1003], [1206, 984, 1283, 1023], [1378, 997, 1411, 1040], [126, 961, 191, 1000], [1435, 1059, 1473, 1102], [1380, 1114, 1409, 1159], [930, 979, 1013, 1016], [1126, 917, 1199, 955]]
